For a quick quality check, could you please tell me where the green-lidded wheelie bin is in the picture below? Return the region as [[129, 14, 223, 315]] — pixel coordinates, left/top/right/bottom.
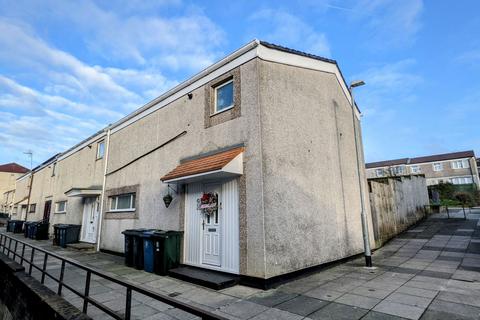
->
[[152, 231, 183, 275]]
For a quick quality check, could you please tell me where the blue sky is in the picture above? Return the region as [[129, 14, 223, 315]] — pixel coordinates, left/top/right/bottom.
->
[[0, 0, 479, 168]]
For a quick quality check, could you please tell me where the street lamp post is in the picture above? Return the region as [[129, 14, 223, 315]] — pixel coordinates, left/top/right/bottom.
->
[[349, 80, 373, 268]]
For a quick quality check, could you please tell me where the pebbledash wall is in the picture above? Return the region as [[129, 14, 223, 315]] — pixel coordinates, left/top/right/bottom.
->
[[14, 40, 375, 281], [99, 41, 374, 280], [368, 174, 429, 247]]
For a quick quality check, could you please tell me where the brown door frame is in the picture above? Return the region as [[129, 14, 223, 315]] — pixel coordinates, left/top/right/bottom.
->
[[43, 200, 52, 223]]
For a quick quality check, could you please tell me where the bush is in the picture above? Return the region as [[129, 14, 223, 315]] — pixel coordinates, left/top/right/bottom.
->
[[454, 192, 474, 206], [428, 182, 479, 206]]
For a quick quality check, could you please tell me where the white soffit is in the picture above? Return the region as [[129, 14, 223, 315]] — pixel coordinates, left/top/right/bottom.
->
[[65, 188, 102, 197]]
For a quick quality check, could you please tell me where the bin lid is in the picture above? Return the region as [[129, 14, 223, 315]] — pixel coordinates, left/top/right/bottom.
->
[[122, 228, 155, 236]]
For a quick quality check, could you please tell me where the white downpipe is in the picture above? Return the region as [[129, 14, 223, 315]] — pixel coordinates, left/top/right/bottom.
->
[[96, 128, 111, 252]]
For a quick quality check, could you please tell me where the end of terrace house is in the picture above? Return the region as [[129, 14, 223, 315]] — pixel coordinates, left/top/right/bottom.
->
[[11, 40, 374, 287]]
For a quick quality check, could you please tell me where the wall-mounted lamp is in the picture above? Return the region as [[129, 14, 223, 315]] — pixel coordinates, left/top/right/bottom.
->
[[163, 184, 178, 208], [187, 93, 193, 100]]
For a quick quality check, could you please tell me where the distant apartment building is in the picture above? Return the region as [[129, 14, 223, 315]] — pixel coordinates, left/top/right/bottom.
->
[[366, 151, 479, 188]]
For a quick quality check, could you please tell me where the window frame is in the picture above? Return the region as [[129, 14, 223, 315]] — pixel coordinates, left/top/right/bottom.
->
[[55, 200, 67, 214], [410, 165, 421, 173], [213, 79, 234, 115], [97, 140, 105, 160], [393, 166, 405, 175], [109, 193, 136, 212], [51, 162, 57, 177], [375, 169, 384, 177], [451, 159, 469, 169], [29, 203, 36, 213], [433, 162, 443, 171]]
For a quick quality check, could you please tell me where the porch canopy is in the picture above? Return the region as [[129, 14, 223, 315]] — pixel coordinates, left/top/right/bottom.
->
[[65, 187, 102, 197], [161, 146, 244, 184]]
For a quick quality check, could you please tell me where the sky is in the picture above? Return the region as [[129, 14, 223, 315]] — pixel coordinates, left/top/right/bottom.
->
[[0, 0, 479, 168]]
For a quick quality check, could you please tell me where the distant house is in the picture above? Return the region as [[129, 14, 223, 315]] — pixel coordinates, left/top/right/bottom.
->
[[366, 151, 479, 188], [0, 163, 29, 215]]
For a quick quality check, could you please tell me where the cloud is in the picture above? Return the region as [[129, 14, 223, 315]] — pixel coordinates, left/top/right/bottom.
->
[[248, 9, 331, 57], [456, 49, 480, 67], [351, 0, 423, 48], [0, 0, 226, 167], [3, 0, 226, 71]]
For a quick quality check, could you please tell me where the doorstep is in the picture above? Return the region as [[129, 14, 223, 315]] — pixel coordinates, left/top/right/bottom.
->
[[66, 242, 96, 251], [168, 265, 239, 290]]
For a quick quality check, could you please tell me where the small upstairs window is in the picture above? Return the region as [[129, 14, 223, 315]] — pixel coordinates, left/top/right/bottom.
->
[[375, 169, 384, 177], [97, 140, 105, 159], [410, 165, 421, 173], [29, 203, 36, 213], [214, 79, 234, 113], [51, 162, 57, 177], [433, 162, 443, 171], [451, 159, 469, 169]]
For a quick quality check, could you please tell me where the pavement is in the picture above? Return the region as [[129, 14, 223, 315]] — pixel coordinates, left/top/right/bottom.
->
[[1, 208, 480, 320]]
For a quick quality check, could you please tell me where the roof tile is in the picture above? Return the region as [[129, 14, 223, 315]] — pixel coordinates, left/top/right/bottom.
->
[[161, 147, 244, 181]]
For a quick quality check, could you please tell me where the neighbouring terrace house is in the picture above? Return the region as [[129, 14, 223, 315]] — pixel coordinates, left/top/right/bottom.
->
[[0, 163, 29, 215], [10, 40, 374, 285], [49, 131, 107, 244], [366, 150, 480, 188], [98, 40, 374, 284], [13, 133, 107, 244], [18, 154, 59, 223]]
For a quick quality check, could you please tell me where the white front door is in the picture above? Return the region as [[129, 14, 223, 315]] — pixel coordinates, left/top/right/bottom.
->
[[184, 179, 239, 274], [81, 197, 99, 243], [202, 184, 221, 266]]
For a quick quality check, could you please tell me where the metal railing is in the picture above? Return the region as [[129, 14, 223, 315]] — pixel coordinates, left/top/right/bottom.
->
[[424, 204, 468, 219], [0, 232, 226, 320]]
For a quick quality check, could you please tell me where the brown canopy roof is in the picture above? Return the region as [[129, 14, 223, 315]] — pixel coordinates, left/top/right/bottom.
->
[[0, 163, 29, 173], [161, 147, 244, 182]]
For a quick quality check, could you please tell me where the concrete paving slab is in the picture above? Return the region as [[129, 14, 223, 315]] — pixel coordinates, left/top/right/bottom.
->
[[247, 290, 297, 307], [217, 300, 268, 319], [250, 308, 304, 320], [385, 292, 433, 308], [394, 286, 438, 298], [373, 300, 425, 320], [275, 295, 328, 316], [220, 285, 262, 299], [437, 291, 480, 308], [335, 293, 381, 309], [428, 300, 480, 319], [308, 302, 368, 320], [304, 287, 344, 301], [362, 311, 409, 320], [350, 286, 393, 299]]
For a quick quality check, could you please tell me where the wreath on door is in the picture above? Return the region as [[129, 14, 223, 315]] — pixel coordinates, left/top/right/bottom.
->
[[197, 192, 218, 215]]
